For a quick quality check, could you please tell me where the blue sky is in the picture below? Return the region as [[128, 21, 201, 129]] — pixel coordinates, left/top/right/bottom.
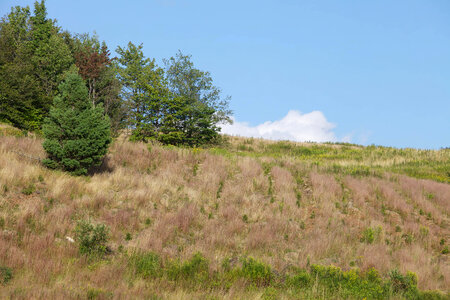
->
[[1, 0, 449, 149]]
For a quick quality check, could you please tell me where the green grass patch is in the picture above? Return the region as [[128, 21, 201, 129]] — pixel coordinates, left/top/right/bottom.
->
[[125, 252, 447, 299]]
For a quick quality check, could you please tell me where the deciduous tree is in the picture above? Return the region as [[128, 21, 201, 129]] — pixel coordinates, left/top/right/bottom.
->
[[116, 42, 168, 141]]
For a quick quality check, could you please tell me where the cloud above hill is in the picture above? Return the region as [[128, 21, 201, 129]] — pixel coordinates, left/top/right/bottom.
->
[[220, 110, 338, 143]]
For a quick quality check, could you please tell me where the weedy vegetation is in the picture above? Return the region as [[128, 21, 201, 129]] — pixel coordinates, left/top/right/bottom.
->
[[0, 126, 449, 299]]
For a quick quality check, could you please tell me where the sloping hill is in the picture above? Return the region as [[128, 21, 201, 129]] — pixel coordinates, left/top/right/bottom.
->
[[0, 126, 449, 299]]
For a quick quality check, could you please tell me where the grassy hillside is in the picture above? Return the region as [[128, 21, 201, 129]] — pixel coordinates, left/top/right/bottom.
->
[[0, 125, 449, 299]]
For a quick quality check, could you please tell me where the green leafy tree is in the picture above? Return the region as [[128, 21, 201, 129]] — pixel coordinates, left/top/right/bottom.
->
[[33, 33, 73, 100], [74, 34, 125, 135], [116, 42, 168, 141], [42, 71, 111, 175], [163, 51, 232, 146]]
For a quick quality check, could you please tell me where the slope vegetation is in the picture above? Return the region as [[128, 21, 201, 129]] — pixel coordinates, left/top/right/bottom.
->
[[0, 126, 449, 299]]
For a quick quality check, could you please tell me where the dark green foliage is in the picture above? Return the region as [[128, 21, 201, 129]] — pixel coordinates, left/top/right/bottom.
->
[[116, 45, 232, 146], [242, 214, 249, 223], [0, 266, 13, 285], [116, 42, 168, 142], [0, 5, 43, 130], [0, 1, 73, 131], [42, 72, 111, 175], [162, 51, 232, 146], [74, 220, 109, 256]]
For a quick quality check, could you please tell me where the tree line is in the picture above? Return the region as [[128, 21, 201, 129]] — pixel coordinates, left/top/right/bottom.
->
[[0, 1, 232, 147]]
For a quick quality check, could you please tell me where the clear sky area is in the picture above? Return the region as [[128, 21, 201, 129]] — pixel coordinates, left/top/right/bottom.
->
[[1, 0, 449, 149]]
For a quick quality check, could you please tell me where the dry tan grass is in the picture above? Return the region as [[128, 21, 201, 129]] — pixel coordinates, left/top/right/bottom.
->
[[0, 133, 449, 298]]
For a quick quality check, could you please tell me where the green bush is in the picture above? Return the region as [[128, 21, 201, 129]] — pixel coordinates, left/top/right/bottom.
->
[[74, 220, 109, 256], [129, 252, 162, 279], [287, 269, 311, 288], [21, 183, 35, 195], [389, 269, 418, 296], [361, 226, 382, 244], [310, 264, 343, 288], [240, 257, 273, 287], [166, 253, 209, 282], [0, 266, 12, 284]]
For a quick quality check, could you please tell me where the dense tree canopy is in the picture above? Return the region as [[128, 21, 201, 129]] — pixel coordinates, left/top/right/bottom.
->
[[0, 0, 232, 150], [115, 45, 232, 146], [163, 51, 232, 146], [116, 42, 168, 141], [74, 34, 124, 135]]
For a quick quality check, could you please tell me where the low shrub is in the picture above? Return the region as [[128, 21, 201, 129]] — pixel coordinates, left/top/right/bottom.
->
[[240, 257, 273, 287], [129, 251, 162, 279], [361, 226, 382, 244], [286, 269, 311, 288], [0, 266, 12, 284], [21, 183, 35, 195], [74, 220, 109, 257], [166, 252, 209, 282], [389, 269, 418, 297]]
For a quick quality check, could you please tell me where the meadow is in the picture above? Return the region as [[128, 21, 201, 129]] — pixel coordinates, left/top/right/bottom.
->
[[0, 124, 449, 299]]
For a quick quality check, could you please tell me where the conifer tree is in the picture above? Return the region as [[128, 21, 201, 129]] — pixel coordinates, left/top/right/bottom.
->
[[42, 71, 111, 175]]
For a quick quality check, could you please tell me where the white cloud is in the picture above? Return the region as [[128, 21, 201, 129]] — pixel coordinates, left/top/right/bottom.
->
[[221, 110, 339, 143]]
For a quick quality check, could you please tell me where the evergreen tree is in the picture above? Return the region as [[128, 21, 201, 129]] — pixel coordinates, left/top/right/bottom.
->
[[0, 5, 43, 130], [42, 71, 111, 175], [30, 1, 73, 112], [0, 1, 73, 130]]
